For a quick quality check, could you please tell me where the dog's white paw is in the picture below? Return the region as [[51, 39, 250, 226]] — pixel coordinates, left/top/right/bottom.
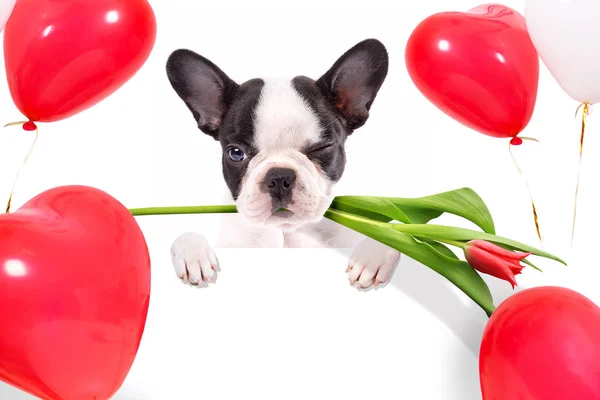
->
[[170, 232, 219, 287], [347, 238, 401, 289]]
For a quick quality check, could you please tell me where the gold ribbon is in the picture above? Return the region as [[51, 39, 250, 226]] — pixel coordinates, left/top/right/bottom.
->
[[509, 136, 543, 244], [571, 103, 590, 245], [3, 121, 39, 214]]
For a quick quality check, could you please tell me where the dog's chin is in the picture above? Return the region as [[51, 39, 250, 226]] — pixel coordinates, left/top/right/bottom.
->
[[237, 202, 329, 232], [264, 209, 322, 231]]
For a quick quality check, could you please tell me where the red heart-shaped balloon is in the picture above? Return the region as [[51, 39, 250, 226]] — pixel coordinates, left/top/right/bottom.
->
[[3, 0, 157, 123], [0, 186, 150, 400], [405, 4, 539, 139], [480, 287, 600, 399]]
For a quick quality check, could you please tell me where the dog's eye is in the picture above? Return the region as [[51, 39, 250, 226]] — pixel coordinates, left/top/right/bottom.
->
[[228, 147, 247, 162], [307, 143, 334, 154]]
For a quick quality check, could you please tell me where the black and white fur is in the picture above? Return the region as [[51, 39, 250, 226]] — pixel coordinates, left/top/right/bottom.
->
[[167, 39, 401, 289]]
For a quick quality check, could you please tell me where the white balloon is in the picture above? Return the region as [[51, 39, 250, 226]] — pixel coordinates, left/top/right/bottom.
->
[[0, 0, 14, 33], [526, 0, 600, 104]]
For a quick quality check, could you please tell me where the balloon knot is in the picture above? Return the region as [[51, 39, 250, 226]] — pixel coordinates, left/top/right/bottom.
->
[[510, 137, 523, 146], [23, 121, 37, 131]]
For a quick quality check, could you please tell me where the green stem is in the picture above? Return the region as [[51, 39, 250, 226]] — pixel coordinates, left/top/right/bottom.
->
[[130, 204, 392, 230], [129, 206, 459, 253], [433, 238, 466, 250], [323, 208, 389, 228], [130, 205, 238, 216]]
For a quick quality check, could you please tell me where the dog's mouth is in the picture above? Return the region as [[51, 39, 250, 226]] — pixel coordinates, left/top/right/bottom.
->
[[270, 207, 294, 219], [237, 200, 326, 230], [266, 207, 302, 231], [263, 205, 301, 230]]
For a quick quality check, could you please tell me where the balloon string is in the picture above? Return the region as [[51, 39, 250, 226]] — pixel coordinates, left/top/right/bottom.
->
[[571, 103, 589, 246], [3, 121, 39, 214], [509, 137, 543, 245]]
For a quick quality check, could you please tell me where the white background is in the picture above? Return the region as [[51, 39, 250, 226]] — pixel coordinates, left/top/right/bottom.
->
[[1, 0, 599, 399]]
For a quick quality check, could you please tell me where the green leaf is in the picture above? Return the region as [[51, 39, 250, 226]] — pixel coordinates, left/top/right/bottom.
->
[[331, 187, 496, 234], [522, 259, 543, 272], [418, 238, 459, 260], [394, 188, 496, 233], [329, 197, 408, 223], [325, 210, 496, 317], [389, 224, 566, 266]]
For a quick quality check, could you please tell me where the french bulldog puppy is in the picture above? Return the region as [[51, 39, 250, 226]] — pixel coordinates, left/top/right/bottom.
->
[[167, 39, 400, 289]]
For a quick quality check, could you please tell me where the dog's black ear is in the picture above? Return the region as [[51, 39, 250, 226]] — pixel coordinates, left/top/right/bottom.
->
[[167, 49, 239, 140], [317, 39, 389, 132]]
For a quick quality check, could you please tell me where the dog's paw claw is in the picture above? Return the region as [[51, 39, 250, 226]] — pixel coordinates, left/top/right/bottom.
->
[[171, 232, 219, 287], [347, 238, 401, 290]]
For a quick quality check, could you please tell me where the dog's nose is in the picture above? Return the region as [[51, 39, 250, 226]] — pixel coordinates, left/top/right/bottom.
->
[[264, 168, 296, 201]]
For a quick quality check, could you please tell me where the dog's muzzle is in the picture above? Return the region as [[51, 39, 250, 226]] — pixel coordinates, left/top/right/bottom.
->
[[262, 167, 296, 209]]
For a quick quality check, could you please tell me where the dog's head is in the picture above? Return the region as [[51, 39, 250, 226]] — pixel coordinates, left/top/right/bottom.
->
[[167, 39, 388, 231]]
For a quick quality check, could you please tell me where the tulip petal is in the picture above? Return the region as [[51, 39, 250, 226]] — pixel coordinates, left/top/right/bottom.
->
[[509, 262, 525, 275], [513, 252, 533, 261], [471, 240, 531, 260]]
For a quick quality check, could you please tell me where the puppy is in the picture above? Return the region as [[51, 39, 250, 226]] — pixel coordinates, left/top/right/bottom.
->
[[166, 39, 401, 289]]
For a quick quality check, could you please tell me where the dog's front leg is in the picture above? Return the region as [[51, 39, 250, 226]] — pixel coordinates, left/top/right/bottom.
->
[[170, 231, 218, 287], [347, 237, 401, 290], [319, 221, 402, 289]]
